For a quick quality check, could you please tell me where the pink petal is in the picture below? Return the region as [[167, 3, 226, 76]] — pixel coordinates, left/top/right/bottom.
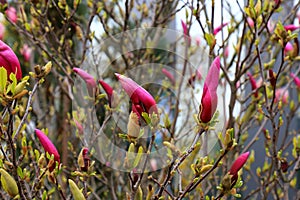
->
[[213, 22, 229, 35], [195, 37, 201, 46], [200, 83, 218, 123], [0, 40, 22, 80], [229, 152, 250, 176], [267, 20, 275, 32], [20, 44, 32, 62], [284, 42, 293, 55], [115, 73, 158, 115], [35, 129, 60, 171], [73, 68, 97, 97], [5, 7, 17, 24], [291, 73, 300, 89], [181, 20, 191, 45], [205, 56, 220, 92], [247, 17, 254, 28], [247, 73, 258, 97], [181, 20, 188, 36], [74, 119, 83, 135], [275, 88, 289, 104], [284, 24, 300, 32], [162, 68, 175, 85], [199, 56, 220, 123], [99, 80, 114, 105], [224, 46, 229, 58]]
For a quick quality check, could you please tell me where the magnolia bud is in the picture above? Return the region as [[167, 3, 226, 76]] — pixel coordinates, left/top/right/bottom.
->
[[68, 179, 86, 200], [77, 147, 90, 172], [127, 111, 140, 140], [0, 169, 19, 198]]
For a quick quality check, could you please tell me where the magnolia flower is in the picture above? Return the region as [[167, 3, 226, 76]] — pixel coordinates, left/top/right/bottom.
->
[[0, 40, 22, 80], [20, 44, 32, 62], [162, 68, 175, 85], [198, 56, 220, 123], [284, 24, 300, 32], [297, 11, 300, 24], [213, 22, 229, 35], [247, 17, 254, 28], [275, 88, 289, 104], [35, 129, 60, 171], [229, 152, 250, 183], [115, 73, 158, 116], [247, 73, 258, 98], [291, 73, 300, 89], [99, 80, 114, 106], [73, 68, 97, 97], [5, 7, 17, 23]]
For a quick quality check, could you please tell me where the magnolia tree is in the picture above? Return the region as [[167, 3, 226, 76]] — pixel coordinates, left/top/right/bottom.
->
[[0, 0, 299, 199]]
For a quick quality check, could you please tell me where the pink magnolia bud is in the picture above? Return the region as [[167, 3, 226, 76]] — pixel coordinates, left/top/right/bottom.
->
[[198, 56, 220, 123], [267, 20, 275, 32], [224, 46, 229, 57], [181, 20, 188, 36], [162, 68, 175, 85], [115, 73, 158, 115], [275, 88, 289, 104], [20, 44, 32, 62], [35, 129, 60, 171], [291, 73, 300, 89], [77, 147, 90, 172], [195, 37, 201, 46], [74, 119, 83, 135], [73, 68, 97, 97], [181, 20, 191, 45], [213, 22, 229, 35], [229, 152, 250, 182], [284, 42, 294, 55], [297, 11, 300, 24], [5, 7, 17, 24], [99, 80, 114, 106], [247, 73, 258, 98], [0, 40, 22, 80], [269, 69, 276, 88], [247, 17, 254, 28], [274, 0, 281, 8], [0, 23, 5, 40], [284, 24, 300, 32]]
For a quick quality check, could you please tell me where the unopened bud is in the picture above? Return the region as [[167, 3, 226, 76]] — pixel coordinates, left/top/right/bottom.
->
[[77, 147, 90, 172], [127, 111, 140, 141], [68, 179, 86, 200], [0, 168, 19, 198]]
